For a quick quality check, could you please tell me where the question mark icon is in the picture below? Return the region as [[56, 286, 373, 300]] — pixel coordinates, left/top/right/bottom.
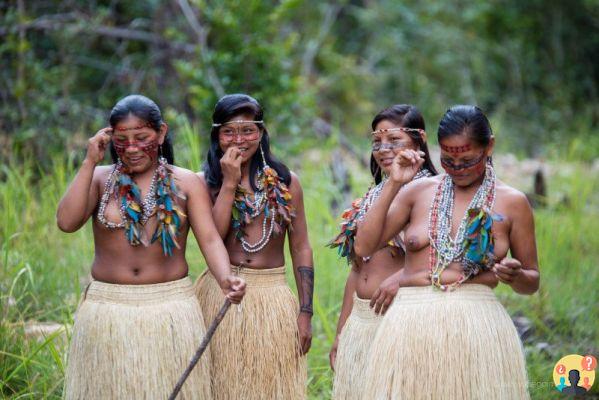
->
[[556, 364, 566, 374], [581, 355, 597, 371]]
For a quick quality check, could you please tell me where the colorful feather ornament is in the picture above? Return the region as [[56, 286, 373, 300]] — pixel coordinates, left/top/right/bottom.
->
[[117, 173, 147, 246], [462, 207, 503, 272], [232, 165, 295, 242], [107, 157, 186, 256], [326, 194, 372, 263], [150, 161, 187, 256]]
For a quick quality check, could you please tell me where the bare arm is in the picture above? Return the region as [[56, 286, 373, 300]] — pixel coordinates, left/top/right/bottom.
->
[[354, 181, 416, 258], [354, 149, 424, 257], [330, 265, 359, 370], [207, 147, 242, 238], [186, 171, 245, 302], [197, 172, 235, 238], [287, 173, 314, 355], [493, 192, 540, 295], [56, 128, 111, 232]]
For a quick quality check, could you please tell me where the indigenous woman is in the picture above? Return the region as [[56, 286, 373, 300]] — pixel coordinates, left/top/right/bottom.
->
[[354, 105, 539, 399], [57, 95, 245, 400], [327, 105, 437, 400], [195, 94, 313, 400]]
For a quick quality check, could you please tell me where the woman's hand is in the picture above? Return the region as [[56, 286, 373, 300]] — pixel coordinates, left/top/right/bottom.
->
[[86, 128, 113, 165], [492, 257, 523, 285], [329, 335, 339, 371], [297, 312, 313, 355], [220, 147, 242, 189], [389, 149, 425, 186], [370, 271, 401, 315], [220, 275, 246, 304]]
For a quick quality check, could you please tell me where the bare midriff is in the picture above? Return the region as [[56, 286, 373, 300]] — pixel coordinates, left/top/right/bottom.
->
[[354, 245, 405, 299], [224, 211, 287, 269]]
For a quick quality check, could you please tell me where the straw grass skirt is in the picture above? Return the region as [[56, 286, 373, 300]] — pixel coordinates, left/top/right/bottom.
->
[[363, 284, 529, 400], [64, 277, 211, 400], [333, 293, 383, 400], [195, 266, 307, 400]]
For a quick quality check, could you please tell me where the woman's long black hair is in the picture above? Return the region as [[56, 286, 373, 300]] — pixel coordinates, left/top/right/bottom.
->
[[437, 105, 493, 146], [203, 94, 291, 191], [370, 104, 438, 183], [108, 94, 174, 164], [438, 105, 493, 165]]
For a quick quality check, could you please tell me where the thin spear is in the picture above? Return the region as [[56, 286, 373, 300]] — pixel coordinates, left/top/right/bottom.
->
[[168, 299, 232, 400]]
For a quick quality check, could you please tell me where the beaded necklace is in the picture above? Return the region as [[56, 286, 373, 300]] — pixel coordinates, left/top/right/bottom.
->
[[428, 164, 502, 291], [232, 165, 295, 253], [97, 156, 186, 256], [328, 168, 433, 263]]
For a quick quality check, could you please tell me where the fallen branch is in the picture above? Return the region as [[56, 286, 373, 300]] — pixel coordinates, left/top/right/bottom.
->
[[168, 299, 232, 400]]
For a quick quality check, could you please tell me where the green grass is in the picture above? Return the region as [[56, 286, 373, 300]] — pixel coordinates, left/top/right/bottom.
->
[[1, 143, 598, 398]]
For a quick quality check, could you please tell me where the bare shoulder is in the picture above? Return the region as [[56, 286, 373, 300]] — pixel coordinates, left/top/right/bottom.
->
[[93, 164, 114, 186], [170, 165, 203, 191], [94, 164, 113, 177], [288, 170, 303, 194], [400, 174, 440, 201], [496, 180, 532, 214]]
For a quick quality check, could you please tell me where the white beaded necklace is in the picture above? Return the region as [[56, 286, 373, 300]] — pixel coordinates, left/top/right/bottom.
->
[[97, 160, 159, 230], [428, 164, 496, 289]]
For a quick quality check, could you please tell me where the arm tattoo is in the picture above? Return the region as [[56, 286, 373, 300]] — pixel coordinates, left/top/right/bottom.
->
[[297, 266, 314, 315]]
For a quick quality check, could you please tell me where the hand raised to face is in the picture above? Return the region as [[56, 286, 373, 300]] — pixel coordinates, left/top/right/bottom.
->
[[85, 128, 113, 165], [388, 149, 426, 185], [220, 147, 243, 188]]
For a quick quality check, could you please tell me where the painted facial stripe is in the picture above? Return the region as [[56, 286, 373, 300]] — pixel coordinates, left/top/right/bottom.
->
[[441, 152, 486, 171], [371, 127, 425, 136], [372, 142, 409, 152], [440, 144, 472, 154], [113, 140, 159, 159], [114, 123, 153, 132]]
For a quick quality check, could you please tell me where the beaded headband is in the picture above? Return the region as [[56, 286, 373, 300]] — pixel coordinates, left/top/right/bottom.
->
[[440, 144, 472, 153], [212, 120, 264, 127], [113, 123, 154, 132], [371, 127, 426, 136]]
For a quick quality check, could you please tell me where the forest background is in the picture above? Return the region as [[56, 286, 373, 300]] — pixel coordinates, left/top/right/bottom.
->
[[1, 1, 598, 399]]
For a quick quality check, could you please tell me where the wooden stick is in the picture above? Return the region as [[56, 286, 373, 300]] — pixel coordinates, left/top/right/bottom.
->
[[168, 299, 232, 400]]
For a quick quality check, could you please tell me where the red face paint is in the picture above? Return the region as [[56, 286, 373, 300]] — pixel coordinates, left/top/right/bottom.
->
[[114, 123, 153, 132], [113, 138, 159, 160], [441, 151, 486, 175], [440, 144, 472, 154]]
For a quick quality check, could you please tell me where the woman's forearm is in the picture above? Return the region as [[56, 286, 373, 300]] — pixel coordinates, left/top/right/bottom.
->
[[291, 247, 314, 315], [510, 268, 540, 295], [56, 159, 96, 232], [335, 268, 359, 336], [200, 235, 233, 286], [212, 183, 236, 238], [354, 180, 402, 257]]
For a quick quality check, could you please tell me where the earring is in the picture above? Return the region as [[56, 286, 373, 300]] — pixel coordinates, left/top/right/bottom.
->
[[260, 143, 267, 169]]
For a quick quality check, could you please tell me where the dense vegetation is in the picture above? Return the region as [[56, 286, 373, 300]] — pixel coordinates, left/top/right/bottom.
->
[[1, 0, 597, 163], [1, 1, 597, 399]]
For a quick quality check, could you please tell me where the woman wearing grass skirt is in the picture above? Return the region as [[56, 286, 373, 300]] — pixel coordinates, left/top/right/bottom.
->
[[327, 105, 438, 400], [57, 94, 246, 400], [355, 105, 539, 399], [195, 94, 313, 400]]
